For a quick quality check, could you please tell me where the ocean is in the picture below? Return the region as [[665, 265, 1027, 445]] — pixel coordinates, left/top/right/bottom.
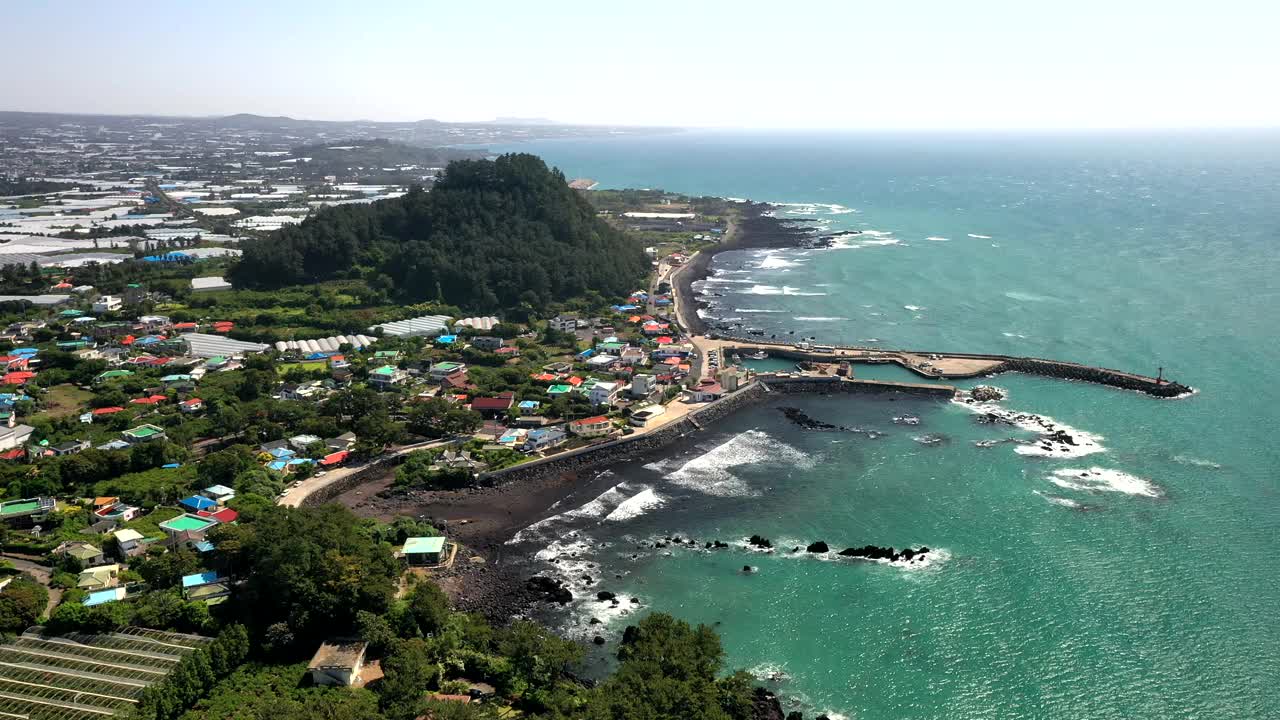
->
[[496, 130, 1280, 718]]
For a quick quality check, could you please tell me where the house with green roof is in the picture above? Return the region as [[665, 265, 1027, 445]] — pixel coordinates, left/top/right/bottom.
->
[[122, 424, 166, 443], [159, 513, 218, 541], [369, 365, 408, 390], [94, 369, 134, 384], [428, 361, 465, 382], [401, 536, 446, 566], [0, 496, 55, 526]]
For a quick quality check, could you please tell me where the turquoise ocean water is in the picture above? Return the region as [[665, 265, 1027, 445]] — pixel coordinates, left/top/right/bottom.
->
[[498, 131, 1280, 718]]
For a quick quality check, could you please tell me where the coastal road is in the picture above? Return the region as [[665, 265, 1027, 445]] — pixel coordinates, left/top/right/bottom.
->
[[277, 438, 455, 508], [1, 554, 62, 617]]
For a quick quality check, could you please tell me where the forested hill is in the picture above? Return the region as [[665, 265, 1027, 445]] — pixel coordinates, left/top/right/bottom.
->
[[229, 154, 649, 310]]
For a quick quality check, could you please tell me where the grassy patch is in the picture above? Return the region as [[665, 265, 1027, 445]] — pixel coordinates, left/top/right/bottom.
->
[[35, 383, 95, 420], [277, 361, 329, 374]]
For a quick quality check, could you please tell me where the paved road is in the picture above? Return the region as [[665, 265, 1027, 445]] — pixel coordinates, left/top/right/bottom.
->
[[277, 438, 455, 507], [2, 554, 62, 617]]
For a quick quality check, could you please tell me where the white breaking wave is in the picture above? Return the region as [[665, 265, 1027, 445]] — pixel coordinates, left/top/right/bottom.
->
[[507, 479, 666, 545], [903, 304, 926, 311], [968, 233, 992, 239], [734, 308, 787, 313], [794, 316, 846, 322], [771, 201, 857, 215], [926, 236, 950, 242], [953, 392, 1106, 458], [1033, 490, 1082, 508], [1004, 290, 1060, 303], [605, 488, 666, 521], [749, 662, 792, 684], [647, 429, 815, 497], [747, 254, 798, 271], [1048, 467, 1162, 498], [1173, 454, 1221, 469], [744, 284, 827, 296], [1002, 332, 1029, 339]]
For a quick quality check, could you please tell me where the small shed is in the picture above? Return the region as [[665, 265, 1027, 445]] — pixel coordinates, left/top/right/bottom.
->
[[308, 639, 368, 687], [403, 536, 446, 566]]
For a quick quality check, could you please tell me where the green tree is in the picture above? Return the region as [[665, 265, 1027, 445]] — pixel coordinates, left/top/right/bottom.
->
[[0, 575, 48, 633], [406, 398, 482, 439]]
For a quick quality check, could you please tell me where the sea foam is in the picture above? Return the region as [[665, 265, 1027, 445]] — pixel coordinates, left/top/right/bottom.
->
[[648, 429, 814, 497], [1048, 467, 1162, 498]]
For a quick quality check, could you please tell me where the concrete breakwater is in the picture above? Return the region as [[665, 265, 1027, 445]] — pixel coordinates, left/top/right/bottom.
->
[[712, 334, 1191, 398], [760, 374, 957, 398]]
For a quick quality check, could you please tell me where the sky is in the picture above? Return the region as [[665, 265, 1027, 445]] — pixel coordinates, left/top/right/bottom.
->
[[5, 0, 1279, 130]]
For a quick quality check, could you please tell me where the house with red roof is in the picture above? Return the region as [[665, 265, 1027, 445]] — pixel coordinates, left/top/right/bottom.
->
[[470, 391, 515, 417], [179, 398, 204, 413], [320, 450, 350, 466], [0, 356, 30, 372], [688, 378, 725, 402], [92, 406, 125, 417], [2, 371, 36, 386], [196, 507, 239, 524], [569, 415, 613, 438], [130, 395, 168, 405]]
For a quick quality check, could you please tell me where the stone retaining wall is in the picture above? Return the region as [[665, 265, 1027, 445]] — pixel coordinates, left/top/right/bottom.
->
[[761, 375, 957, 398], [299, 454, 410, 508], [480, 382, 770, 485]]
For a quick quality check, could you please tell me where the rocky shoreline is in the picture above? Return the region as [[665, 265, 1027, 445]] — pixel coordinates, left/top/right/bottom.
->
[[674, 200, 826, 335]]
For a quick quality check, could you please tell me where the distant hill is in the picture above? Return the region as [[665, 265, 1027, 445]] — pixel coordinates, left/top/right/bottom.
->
[[289, 138, 477, 180], [230, 154, 650, 310]]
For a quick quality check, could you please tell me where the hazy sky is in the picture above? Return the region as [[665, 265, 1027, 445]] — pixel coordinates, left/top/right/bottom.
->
[[6, 1, 1278, 129]]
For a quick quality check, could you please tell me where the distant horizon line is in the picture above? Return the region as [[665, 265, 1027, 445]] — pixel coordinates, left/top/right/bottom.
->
[[1, 108, 1277, 134]]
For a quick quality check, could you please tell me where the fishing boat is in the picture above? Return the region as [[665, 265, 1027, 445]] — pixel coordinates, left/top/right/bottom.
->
[[746, 350, 769, 360]]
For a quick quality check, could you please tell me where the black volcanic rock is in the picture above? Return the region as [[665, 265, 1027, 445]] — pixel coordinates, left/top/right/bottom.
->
[[526, 576, 571, 605], [806, 541, 829, 553]]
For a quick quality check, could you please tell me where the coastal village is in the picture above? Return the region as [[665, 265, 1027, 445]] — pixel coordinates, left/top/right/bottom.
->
[[0, 119, 796, 719], [0, 113, 1189, 720]]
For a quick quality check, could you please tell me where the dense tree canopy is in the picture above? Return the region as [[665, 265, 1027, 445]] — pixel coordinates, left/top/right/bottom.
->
[[230, 154, 649, 310], [213, 504, 399, 646]]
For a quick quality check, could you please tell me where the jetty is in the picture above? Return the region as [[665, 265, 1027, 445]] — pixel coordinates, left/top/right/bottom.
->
[[695, 337, 1190, 398], [666, 234, 1191, 398]]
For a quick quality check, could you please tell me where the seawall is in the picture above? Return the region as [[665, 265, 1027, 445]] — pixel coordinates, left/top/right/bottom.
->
[[481, 375, 956, 486], [299, 454, 409, 508], [759, 374, 957, 398]]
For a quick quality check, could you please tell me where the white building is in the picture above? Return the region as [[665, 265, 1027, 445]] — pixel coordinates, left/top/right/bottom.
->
[[588, 381, 619, 407], [92, 295, 122, 313], [548, 315, 577, 333], [191, 276, 232, 293]]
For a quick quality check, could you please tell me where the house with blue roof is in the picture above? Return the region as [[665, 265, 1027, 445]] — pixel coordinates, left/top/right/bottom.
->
[[182, 571, 231, 603], [521, 426, 568, 453], [84, 587, 128, 607], [179, 495, 217, 512]]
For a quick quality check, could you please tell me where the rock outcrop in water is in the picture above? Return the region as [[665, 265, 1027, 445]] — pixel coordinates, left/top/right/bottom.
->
[[751, 687, 787, 720], [526, 576, 572, 605], [838, 545, 930, 563], [806, 540, 829, 553], [970, 385, 1006, 402], [748, 535, 774, 550], [777, 406, 847, 431]]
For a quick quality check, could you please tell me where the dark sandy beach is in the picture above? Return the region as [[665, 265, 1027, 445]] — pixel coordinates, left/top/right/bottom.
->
[[672, 201, 821, 335]]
